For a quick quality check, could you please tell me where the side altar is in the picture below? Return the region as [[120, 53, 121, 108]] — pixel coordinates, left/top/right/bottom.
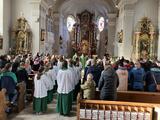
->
[[11, 16, 32, 54]]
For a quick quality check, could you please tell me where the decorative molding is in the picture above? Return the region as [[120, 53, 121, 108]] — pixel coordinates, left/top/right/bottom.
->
[[29, 0, 41, 4], [118, 0, 138, 9], [41, 0, 49, 10]]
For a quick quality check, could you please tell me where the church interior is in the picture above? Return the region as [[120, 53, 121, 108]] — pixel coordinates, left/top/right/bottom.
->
[[1, 0, 160, 120]]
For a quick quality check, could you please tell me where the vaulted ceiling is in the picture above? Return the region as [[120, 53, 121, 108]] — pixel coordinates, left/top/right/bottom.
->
[[43, 0, 119, 14]]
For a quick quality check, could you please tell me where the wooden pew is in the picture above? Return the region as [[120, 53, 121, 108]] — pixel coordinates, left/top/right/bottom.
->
[[26, 74, 35, 101], [94, 91, 160, 104], [78, 91, 160, 120], [117, 91, 160, 104], [0, 89, 7, 120], [17, 82, 26, 112]]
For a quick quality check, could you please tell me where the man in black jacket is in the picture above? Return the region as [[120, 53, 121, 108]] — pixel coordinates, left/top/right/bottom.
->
[[16, 62, 28, 83], [98, 62, 119, 100]]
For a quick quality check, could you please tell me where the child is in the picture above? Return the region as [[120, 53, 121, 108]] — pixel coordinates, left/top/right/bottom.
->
[[81, 73, 96, 100], [33, 67, 48, 114]]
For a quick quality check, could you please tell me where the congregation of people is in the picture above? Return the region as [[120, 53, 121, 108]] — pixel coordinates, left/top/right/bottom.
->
[[0, 52, 160, 116]]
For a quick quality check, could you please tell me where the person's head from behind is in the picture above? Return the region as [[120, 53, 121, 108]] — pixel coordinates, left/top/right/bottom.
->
[[135, 61, 141, 69], [104, 61, 111, 70], [91, 59, 96, 66], [3, 63, 12, 72], [37, 66, 44, 80], [20, 61, 25, 68], [62, 60, 68, 70], [87, 73, 93, 82]]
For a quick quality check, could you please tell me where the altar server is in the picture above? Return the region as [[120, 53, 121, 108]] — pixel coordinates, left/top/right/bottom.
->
[[33, 67, 48, 114], [45, 64, 56, 103], [56, 60, 75, 115]]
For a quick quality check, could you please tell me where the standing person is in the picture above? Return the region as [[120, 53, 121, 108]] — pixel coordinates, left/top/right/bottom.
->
[[116, 62, 128, 91], [0, 63, 18, 113], [33, 67, 48, 114], [81, 74, 96, 100], [80, 54, 87, 70], [16, 62, 28, 83], [98, 62, 119, 100], [56, 60, 74, 116], [87, 59, 101, 87], [130, 61, 145, 91], [145, 63, 160, 92]]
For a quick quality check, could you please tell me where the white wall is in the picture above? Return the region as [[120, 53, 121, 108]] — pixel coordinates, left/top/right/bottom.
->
[[0, 0, 3, 35], [0, 0, 11, 55], [11, 0, 41, 55], [134, 0, 158, 28]]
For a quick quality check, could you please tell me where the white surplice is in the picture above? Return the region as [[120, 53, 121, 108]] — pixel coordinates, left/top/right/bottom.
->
[[34, 74, 48, 98], [57, 69, 75, 94], [47, 69, 56, 87]]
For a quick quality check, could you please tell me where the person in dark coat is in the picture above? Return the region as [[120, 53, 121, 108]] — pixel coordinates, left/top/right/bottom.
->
[[145, 63, 160, 92], [86, 59, 101, 87], [16, 62, 28, 83], [0, 63, 18, 108], [98, 62, 119, 101]]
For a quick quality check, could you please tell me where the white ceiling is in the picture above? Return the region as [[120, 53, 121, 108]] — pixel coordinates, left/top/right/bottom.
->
[[62, 0, 118, 17], [43, 0, 118, 16]]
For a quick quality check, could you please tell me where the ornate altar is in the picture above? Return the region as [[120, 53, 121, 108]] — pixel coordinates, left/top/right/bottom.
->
[[12, 16, 32, 54], [133, 17, 157, 60], [72, 10, 97, 56]]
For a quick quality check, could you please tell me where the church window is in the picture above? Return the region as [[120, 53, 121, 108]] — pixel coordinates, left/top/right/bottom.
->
[[98, 17, 105, 32], [67, 15, 76, 32]]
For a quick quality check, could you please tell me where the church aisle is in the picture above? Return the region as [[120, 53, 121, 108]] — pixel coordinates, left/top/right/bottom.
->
[[8, 99, 77, 120]]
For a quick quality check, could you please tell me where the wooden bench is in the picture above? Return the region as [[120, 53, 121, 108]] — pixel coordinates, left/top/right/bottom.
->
[[78, 91, 160, 120], [0, 89, 7, 120], [17, 82, 26, 112], [26, 74, 35, 101], [94, 91, 160, 104]]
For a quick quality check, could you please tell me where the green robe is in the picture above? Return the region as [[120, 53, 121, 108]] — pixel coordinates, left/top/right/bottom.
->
[[56, 91, 73, 115], [80, 54, 87, 69], [47, 89, 53, 104], [33, 97, 48, 113]]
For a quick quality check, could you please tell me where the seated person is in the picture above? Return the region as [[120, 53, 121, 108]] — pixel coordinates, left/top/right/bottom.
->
[[81, 74, 96, 100], [0, 63, 18, 113]]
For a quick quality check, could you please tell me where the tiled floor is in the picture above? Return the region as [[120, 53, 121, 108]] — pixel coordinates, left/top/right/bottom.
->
[[8, 99, 77, 120]]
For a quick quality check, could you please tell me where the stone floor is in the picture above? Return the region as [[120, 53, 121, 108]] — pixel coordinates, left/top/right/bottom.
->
[[8, 99, 77, 120]]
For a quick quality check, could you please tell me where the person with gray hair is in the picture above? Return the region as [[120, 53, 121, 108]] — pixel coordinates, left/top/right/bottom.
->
[[86, 59, 101, 87], [98, 62, 119, 100]]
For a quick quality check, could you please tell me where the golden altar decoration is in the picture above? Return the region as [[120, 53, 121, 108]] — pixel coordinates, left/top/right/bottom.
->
[[132, 17, 157, 60], [12, 16, 32, 54], [72, 10, 97, 56]]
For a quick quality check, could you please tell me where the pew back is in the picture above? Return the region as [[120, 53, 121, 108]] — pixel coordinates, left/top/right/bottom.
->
[[0, 89, 7, 120], [77, 92, 160, 120]]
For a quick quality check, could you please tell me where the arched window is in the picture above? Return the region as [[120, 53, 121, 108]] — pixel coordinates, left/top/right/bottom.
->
[[98, 17, 105, 32], [67, 15, 76, 32]]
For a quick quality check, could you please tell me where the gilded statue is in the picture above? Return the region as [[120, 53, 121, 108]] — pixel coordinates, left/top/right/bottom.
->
[[133, 17, 156, 60], [118, 30, 123, 43], [81, 40, 89, 54], [13, 15, 31, 54]]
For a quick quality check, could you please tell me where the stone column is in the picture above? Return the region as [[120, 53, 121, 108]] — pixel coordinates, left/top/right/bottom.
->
[[52, 12, 60, 54], [123, 9, 135, 60], [107, 13, 117, 57], [158, 0, 160, 60], [29, 0, 41, 55]]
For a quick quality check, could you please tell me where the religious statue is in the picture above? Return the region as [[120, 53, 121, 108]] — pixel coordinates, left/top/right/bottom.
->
[[118, 30, 123, 43], [81, 40, 89, 55], [13, 14, 31, 54]]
